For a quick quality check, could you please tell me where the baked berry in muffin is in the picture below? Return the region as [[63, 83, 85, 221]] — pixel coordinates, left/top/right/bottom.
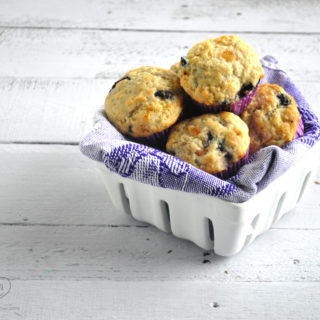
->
[[105, 66, 184, 146], [177, 35, 264, 114], [166, 112, 250, 177], [241, 83, 303, 154]]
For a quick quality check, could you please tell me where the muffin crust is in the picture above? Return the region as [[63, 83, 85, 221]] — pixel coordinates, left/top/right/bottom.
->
[[177, 35, 264, 106], [241, 84, 300, 154], [166, 112, 250, 174], [105, 66, 184, 138]]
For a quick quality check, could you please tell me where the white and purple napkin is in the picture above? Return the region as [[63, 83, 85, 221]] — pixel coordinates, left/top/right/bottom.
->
[[80, 56, 320, 203]]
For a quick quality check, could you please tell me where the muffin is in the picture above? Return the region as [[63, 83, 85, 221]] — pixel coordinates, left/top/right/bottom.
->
[[166, 112, 250, 178], [105, 66, 184, 147], [177, 35, 264, 114], [241, 83, 303, 154]]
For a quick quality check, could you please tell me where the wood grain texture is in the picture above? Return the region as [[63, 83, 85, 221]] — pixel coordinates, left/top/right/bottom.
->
[[0, 0, 319, 33], [0, 280, 319, 320], [1, 79, 319, 143], [1, 0, 320, 317], [0, 29, 319, 80], [0, 144, 320, 228], [0, 79, 110, 143], [0, 144, 130, 226], [0, 224, 319, 282]]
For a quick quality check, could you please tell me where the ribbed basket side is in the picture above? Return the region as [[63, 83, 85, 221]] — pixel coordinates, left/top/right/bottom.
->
[[96, 142, 320, 256]]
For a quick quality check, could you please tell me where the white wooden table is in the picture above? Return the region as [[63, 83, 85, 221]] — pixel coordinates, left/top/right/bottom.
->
[[1, 1, 320, 319]]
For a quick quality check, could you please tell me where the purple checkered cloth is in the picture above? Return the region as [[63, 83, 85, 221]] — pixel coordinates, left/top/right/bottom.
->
[[80, 56, 320, 203]]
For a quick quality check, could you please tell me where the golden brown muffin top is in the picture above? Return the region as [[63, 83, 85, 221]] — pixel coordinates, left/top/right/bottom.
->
[[166, 112, 250, 174], [241, 83, 300, 154], [177, 35, 264, 106], [105, 66, 184, 138]]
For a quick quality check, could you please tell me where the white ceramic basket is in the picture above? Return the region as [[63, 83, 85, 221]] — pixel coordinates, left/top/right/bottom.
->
[[97, 142, 320, 256]]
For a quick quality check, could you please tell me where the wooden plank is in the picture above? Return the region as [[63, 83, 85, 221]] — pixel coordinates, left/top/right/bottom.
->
[[0, 280, 319, 320], [0, 79, 111, 143], [1, 144, 320, 229], [0, 0, 319, 33], [0, 29, 319, 80], [0, 144, 134, 226], [0, 224, 319, 281], [0, 79, 319, 144]]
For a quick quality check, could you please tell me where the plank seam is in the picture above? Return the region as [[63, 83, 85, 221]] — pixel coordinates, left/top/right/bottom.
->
[[0, 223, 149, 228], [0, 223, 318, 230], [0, 77, 319, 82], [0, 25, 319, 35], [0, 277, 319, 283], [0, 141, 79, 146]]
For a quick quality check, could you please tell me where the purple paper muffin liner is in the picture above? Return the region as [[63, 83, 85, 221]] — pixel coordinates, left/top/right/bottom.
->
[[215, 148, 250, 180], [294, 117, 304, 139], [127, 109, 185, 149], [186, 85, 259, 116], [128, 128, 170, 149]]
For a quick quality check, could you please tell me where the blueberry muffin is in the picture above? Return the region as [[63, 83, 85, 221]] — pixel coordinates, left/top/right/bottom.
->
[[241, 83, 302, 154], [177, 35, 264, 114], [166, 112, 250, 177], [105, 66, 184, 145]]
